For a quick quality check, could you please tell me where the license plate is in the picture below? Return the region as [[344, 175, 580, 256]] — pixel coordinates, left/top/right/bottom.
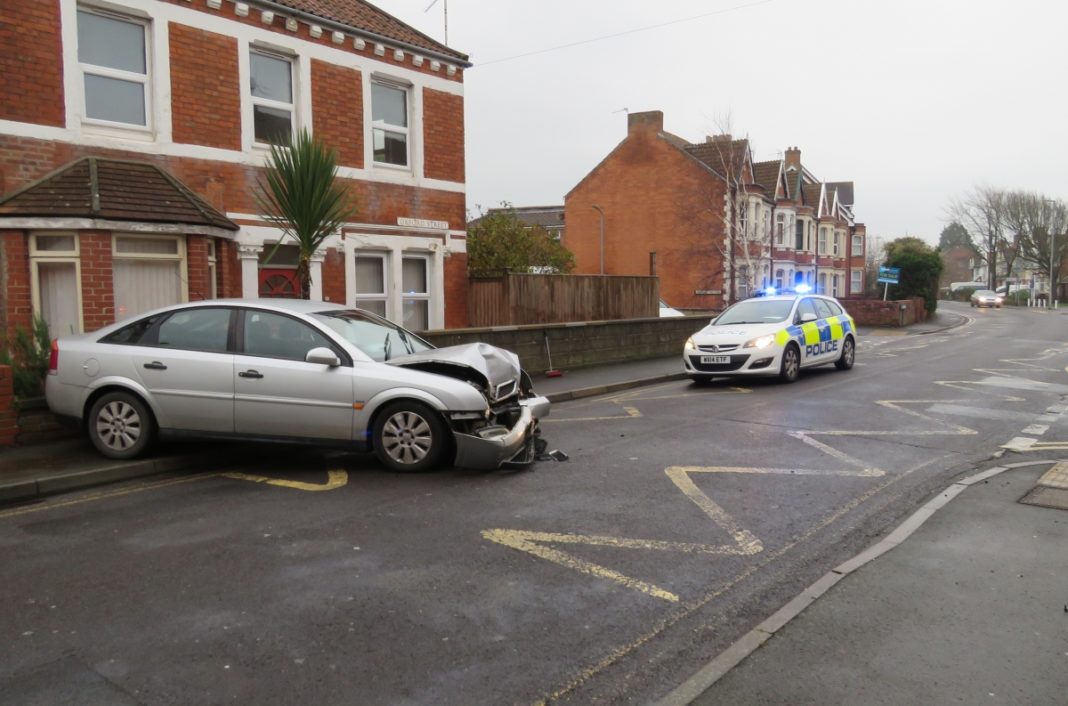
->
[[701, 355, 730, 364]]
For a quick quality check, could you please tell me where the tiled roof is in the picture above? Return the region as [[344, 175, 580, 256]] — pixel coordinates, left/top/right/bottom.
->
[[684, 138, 750, 180], [827, 181, 854, 206], [751, 160, 781, 193], [270, 0, 468, 63], [0, 158, 238, 230], [470, 206, 564, 230], [802, 183, 823, 210]]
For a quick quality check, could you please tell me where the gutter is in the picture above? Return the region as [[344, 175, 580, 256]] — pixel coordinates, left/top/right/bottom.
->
[[253, 0, 473, 68]]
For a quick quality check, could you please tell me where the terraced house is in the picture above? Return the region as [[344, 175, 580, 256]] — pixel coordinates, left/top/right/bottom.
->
[[564, 110, 866, 310], [0, 0, 470, 343]]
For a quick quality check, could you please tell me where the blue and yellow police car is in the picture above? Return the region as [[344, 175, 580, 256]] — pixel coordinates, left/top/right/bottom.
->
[[683, 288, 857, 383]]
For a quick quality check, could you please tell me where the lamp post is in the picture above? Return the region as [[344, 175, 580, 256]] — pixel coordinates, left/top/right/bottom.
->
[[1047, 199, 1058, 308], [591, 204, 606, 275]]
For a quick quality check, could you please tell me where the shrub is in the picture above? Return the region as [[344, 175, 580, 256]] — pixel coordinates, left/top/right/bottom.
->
[[0, 316, 51, 400], [1005, 290, 1031, 306]]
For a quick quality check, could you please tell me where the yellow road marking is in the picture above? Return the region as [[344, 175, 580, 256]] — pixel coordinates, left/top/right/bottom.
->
[[222, 470, 348, 491]]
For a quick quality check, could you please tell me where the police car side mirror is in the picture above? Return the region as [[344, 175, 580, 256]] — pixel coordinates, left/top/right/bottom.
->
[[799, 312, 818, 323]]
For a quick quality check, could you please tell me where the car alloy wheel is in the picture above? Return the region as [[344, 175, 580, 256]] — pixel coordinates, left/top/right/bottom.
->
[[373, 401, 447, 472], [88, 391, 154, 460], [836, 336, 855, 370], [779, 344, 800, 383]]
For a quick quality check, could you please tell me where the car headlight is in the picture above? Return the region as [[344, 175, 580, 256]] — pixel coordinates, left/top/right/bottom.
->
[[684, 337, 697, 351], [744, 334, 776, 349]]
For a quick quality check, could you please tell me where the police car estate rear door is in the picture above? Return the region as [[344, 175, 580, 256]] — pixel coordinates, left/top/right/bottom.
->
[[810, 298, 838, 363]]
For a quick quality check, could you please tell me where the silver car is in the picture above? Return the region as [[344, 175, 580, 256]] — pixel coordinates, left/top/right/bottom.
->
[[45, 299, 550, 472]]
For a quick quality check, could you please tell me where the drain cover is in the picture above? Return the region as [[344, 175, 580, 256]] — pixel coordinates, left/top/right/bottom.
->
[[1019, 486, 1068, 511]]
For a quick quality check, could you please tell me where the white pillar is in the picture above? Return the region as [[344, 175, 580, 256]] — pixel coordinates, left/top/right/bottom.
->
[[238, 244, 262, 298], [309, 252, 325, 301]]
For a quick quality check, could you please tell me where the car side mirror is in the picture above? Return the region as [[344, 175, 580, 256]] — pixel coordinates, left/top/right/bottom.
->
[[799, 312, 818, 323], [306, 347, 341, 367]]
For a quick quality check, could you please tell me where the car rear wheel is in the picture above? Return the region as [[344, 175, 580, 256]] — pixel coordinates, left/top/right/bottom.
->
[[836, 336, 855, 370], [373, 401, 448, 472], [779, 344, 800, 383], [88, 391, 154, 459]]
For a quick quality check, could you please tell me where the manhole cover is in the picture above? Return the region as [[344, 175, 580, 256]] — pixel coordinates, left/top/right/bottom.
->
[[1019, 486, 1068, 511]]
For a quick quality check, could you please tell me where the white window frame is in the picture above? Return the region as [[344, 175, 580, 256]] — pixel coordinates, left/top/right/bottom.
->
[[354, 251, 390, 317], [76, 6, 153, 134], [207, 239, 218, 299], [851, 270, 863, 294], [370, 77, 412, 170], [832, 231, 841, 256], [852, 234, 864, 255], [401, 253, 431, 329], [775, 213, 785, 246], [249, 47, 296, 147], [29, 233, 84, 336], [775, 269, 784, 289], [112, 234, 188, 318], [818, 227, 828, 256]]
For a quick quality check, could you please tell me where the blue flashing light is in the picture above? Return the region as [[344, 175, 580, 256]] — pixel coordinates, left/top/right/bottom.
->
[[764, 286, 777, 296], [795, 283, 812, 293]]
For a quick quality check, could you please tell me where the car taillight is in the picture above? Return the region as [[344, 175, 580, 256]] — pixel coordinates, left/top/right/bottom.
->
[[48, 339, 59, 375]]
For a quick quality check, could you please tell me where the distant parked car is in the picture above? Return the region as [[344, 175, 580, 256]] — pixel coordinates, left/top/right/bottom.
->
[[659, 299, 685, 317], [46, 299, 549, 472], [970, 290, 1003, 308]]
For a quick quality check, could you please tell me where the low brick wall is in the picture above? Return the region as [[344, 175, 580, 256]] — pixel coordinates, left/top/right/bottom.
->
[[843, 297, 928, 327], [422, 316, 703, 373], [16, 398, 75, 445], [0, 366, 15, 447]]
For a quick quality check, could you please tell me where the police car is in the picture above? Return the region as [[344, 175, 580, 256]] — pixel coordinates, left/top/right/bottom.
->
[[683, 287, 857, 383]]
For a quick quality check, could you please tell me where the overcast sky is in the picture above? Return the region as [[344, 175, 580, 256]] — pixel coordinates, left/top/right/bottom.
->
[[373, 0, 1066, 245]]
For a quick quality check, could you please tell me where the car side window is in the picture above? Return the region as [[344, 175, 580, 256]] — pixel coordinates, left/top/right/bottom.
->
[[825, 300, 844, 316], [795, 299, 817, 323], [156, 308, 233, 353], [100, 313, 167, 345], [243, 310, 336, 362], [812, 299, 835, 320]]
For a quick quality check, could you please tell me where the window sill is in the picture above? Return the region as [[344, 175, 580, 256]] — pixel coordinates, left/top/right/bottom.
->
[[81, 120, 156, 143]]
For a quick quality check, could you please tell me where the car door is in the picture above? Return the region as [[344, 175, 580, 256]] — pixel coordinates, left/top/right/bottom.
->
[[129, 306, 236, 432], [233, 309, 355, 441], [794, 298, 822, 365], [811, 298, 838, 363]]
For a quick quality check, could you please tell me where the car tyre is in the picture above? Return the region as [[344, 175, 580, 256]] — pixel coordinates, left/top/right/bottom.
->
[[835, 336, 855, 371], [88, 391, 155, 460], [779, 343, 800, 383], [373, 400, 448, 473]]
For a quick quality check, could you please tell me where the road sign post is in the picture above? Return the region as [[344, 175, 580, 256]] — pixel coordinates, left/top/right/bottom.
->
[[877, 266, 901, 301]]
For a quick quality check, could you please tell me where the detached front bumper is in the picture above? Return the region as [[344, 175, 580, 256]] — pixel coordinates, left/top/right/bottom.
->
[[453, 395, 551, 470]]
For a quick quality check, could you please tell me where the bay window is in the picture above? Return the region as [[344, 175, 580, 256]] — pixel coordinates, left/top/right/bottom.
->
[[31, 234, 83, 337], [113, 235, 184, 320], [354, 253, 389, 317]]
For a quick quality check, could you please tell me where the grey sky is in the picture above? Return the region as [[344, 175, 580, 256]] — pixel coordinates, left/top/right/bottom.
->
[[374, 0, 1066, 244]]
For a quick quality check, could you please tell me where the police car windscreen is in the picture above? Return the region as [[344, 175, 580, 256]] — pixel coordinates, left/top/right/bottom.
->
[[716, 300, 793, 325]]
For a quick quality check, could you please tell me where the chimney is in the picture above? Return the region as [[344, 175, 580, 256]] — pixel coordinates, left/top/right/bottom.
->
[[707, 134, 733, 143], [785, 146, 801, 170], [627, 110, 664, 136]]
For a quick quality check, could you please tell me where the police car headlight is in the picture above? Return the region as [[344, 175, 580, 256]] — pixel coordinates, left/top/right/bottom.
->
[[684, 337, 697, 351], [744, 334, 776, 349]]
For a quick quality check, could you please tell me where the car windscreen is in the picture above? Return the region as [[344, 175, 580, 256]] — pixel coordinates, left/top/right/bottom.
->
[[975, 290, 997, 296], [312, 309, 434, 362], [714, 300, 794, 325]]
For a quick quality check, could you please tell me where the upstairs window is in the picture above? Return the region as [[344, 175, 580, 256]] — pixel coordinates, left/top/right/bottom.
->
[[818, 227, 828, 255], [852, 233, 864, 255], [372, 80, 410, 167], [832, 231, 841, 256], [250, 50, 294, 145], [775, 214, 785, 246], [795, 220, 805, 251], [77, 9, 150, 128]]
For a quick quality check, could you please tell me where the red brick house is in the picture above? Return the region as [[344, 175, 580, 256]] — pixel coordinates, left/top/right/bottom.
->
[[564, 111, 866, 310], [0, 0, 471, 343]]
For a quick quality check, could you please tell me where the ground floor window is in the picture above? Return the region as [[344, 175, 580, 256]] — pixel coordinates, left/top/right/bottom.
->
[[354, 252, 388, 317], [851, 270, 863, 294], [30, 233, 82, 336], [832, 274, 840, 297], [113, 235, 185, 320], [818, 272, 827, 294], [207, 240, 218, 299], [775, 269, 784, 289], [402, 255, 430, 331], [736, 264, 750, 299]]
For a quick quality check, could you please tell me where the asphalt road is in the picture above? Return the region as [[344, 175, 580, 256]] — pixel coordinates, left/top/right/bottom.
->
[[3, 302, 1068, 705]]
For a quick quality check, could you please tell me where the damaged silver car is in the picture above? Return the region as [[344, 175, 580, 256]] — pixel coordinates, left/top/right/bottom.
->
[[45, 299, 550, 472]]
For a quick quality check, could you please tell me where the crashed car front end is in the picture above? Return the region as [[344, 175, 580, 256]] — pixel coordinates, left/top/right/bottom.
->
[[387, 343, 551, 469]]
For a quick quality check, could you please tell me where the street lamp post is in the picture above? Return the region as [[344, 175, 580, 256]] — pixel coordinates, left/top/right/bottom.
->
[[591, 204, 606, 275], [1046, 199, 1058, 308]]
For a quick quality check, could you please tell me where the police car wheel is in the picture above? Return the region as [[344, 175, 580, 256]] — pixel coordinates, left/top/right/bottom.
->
[[779, 344, 800, 383], [835, 336, 855, 371]]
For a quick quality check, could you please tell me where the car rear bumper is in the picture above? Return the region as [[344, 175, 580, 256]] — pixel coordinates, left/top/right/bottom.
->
[[452, 395, 551, 469]]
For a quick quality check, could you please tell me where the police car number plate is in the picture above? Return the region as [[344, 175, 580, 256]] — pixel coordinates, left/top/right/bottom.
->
[[701, 355, 730, 364]]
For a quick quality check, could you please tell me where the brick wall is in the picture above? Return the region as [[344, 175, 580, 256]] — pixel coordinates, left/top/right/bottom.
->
[[312, 60, 363, 168], [564, 122, 727, 311], [423, 88, 465, 182], [0, 0, 63, 127], [169, 23, 241, 151], [79, 233, 114, 331], [187, 235, 211, 301], [845, 297, 927, 327], [1, 231, 32, 341], [443, 252, 469, 328], [218, 239, 242, 298], [321, 247, 346, 304], [0, 365, 15, 447]]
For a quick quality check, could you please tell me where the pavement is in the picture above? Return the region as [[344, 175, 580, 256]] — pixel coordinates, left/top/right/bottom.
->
[[16, 309, 1064, 705]]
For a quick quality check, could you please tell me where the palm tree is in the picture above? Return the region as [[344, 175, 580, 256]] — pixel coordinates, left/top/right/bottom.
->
[[255, 128, 357, 299]]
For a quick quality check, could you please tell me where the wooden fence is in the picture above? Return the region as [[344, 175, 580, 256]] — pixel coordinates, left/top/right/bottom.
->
[[467, 272, 659, 326]]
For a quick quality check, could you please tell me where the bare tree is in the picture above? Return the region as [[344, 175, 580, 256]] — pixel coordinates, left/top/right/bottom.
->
[[949, 186, 1007, 290], [1003, 191, 1068, 296]]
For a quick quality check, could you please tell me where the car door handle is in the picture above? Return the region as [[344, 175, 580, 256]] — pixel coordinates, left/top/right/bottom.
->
[[239, 370, 264, 379], [143, 361, 167, 370]]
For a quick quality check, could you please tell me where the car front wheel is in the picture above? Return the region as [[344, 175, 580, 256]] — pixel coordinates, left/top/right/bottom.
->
[[88, 391, 154, 459], [373, 400, 448, 472], [836, 336, 855, 370], [779, 344, 800, 383]]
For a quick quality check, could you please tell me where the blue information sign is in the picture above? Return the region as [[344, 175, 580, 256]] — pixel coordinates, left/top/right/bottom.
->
[[877, 266, 901, 284]]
